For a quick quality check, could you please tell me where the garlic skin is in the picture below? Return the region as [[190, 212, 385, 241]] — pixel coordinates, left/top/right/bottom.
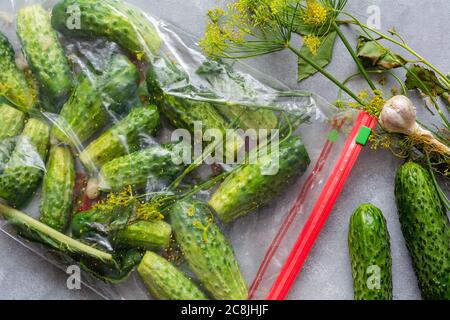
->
[[86, 177, 100, 200], [380, 95, 418, 135], [380, 95, 450, 155]]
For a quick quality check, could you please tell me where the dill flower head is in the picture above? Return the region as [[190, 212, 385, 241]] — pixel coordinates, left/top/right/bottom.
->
[[94, 185, 135, 212], [303, 0, 328, 26], [303, 34, 321, 55], [199, 21, 229, 57], [136, 201, 165, 221]]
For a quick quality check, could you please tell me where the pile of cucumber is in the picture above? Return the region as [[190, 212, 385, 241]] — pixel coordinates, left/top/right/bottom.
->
[[348, 162, 449, 300], [0, 0, 312, 300]]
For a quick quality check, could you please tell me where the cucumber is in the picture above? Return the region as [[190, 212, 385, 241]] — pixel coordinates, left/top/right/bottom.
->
[[17, 4, 72, 111], [39, 146, 75, 232], [209, 135, 310, 223], [195, 60, 279, 131], [71, 207, 171, 251], [348, 204, 392, 300], [147, 61, 244, 158], [170, 199, 248, 300], [98, 144, 184, 192], [159, 95, 243, 158], [52, 0, 161, 61], [215, 105, 279, 131], [138, 251, 208, 300], [79, 105, 160, 172], [395, 162, 450, 300], [51, 54, 140, 145], [0, 118, 50, 207], [0, 104, 26, 171], [114, 220, 172, 251], [0, 32, 36, 110]]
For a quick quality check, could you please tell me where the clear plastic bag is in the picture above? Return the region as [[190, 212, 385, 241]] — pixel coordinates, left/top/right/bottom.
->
[[0, 0, 368, 300]]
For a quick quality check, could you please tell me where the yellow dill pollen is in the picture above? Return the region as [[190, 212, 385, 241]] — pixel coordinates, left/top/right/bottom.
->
[[199, 22, 228, 57], [303, 0, 328, 26], [358, 90, 369, 100], [365, 95, 386, 117], [303, 35, 321, 55], [136, 51, 144, 61], [187, 206, 196, 217], [192, 220, 203, 229], [270, 0, 286, 16]]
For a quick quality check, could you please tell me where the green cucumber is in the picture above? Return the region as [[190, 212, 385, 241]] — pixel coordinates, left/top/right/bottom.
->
[[195, 60, 279, 131], [395, 162, 450, 300], [348, 204, 392, 300], [146, 61, 243, 157], [209, 135, 310, 223], [214, 105, 279, 131], [0, 32, 36, 110], [98, 144, 184, 192], [71, 207, 171, 251], [51, 54, 140, 145], [17, 4, 72, 111], [52, 0, 161, 61], [39, 146, 75, 232], [170, 199, 248, 300], [114, 220, 172, 251], [0, 118, 50, 207], [138, 251, 208, 300], [79, 105, 160, 172], [0, 104, 26, 171]]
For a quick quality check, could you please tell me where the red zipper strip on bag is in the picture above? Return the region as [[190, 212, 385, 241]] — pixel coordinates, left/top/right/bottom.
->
[[249, 120, 343, 299], [266, 111, 377, 300]]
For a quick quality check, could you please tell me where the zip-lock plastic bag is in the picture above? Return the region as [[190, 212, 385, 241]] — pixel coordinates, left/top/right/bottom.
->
[[0, 0, 375, 299]]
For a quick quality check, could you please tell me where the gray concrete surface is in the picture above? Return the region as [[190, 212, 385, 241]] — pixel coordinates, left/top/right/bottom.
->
[[0, 0, 448, 300]]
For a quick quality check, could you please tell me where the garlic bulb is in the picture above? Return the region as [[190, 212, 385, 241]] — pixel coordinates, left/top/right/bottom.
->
[[380, 95, 418, 135], [380, 95, 450, 155]]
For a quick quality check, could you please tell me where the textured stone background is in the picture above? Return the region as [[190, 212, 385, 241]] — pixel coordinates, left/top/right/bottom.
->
[[0, 0, 448, 300]]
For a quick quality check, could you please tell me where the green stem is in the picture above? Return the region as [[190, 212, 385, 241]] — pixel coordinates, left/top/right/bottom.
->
[[288, 45, 366, 106], [331, 21, 377, 92], [0, 204, 113, 262]]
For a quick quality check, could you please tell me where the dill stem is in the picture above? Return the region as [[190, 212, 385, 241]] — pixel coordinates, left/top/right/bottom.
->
[[288, 45, 366, 106], [341, 13, 450, 89], [331, 21, 377, 92], [0, 204, 113, 262]]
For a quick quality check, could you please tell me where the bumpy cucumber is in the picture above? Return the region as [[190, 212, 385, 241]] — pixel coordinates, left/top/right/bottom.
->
[[395, 162, 450, 300], [215, 105, 279, 131], [0, 118, 50, 207], [209, 135, 310, 223], [114, 220, 172, 251], [52, 0, 161, 61], [0, 104, 26, 171], [17, 5, 72, 111], [0, 33, 36, 110], [98, 144, 184, 192], [51, 55, 140, 145], [348, 204, 392, 300], [195, 60, 279, 131], [39, 146, 75, 232], [79, 105, 160, 172], [147, 61, 243, 157], [138, 251, 208, 300], [71, 208, 171, 251], [170, 199, 248, 300]]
